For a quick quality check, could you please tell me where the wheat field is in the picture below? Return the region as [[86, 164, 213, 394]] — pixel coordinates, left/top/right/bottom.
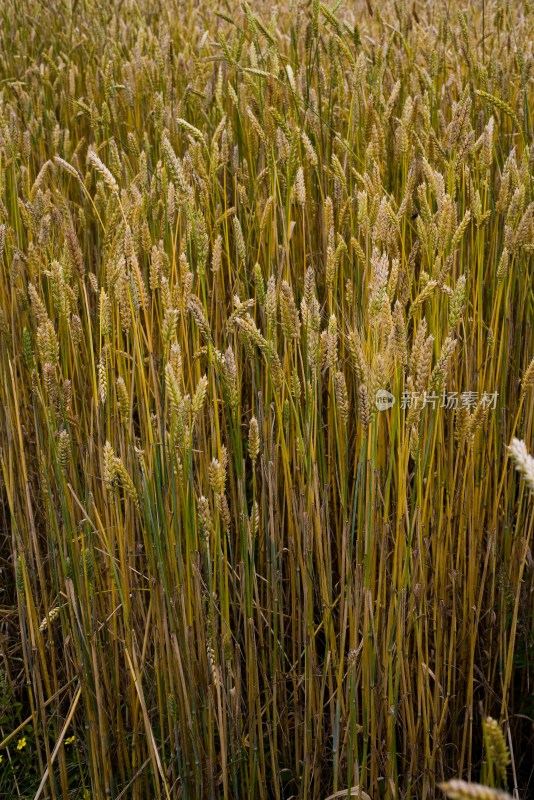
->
[[0, 0, 533, 798]]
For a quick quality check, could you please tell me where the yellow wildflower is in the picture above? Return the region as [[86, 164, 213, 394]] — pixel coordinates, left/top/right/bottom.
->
[[17, 737, 26, 750], [65, 735, 76, 745]]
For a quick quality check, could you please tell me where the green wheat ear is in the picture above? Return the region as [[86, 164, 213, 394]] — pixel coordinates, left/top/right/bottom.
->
[[483, 717, 511, 787]]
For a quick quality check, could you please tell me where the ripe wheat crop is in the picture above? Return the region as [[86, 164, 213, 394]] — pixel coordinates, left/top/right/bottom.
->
[[0, 1, 533, 798]]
